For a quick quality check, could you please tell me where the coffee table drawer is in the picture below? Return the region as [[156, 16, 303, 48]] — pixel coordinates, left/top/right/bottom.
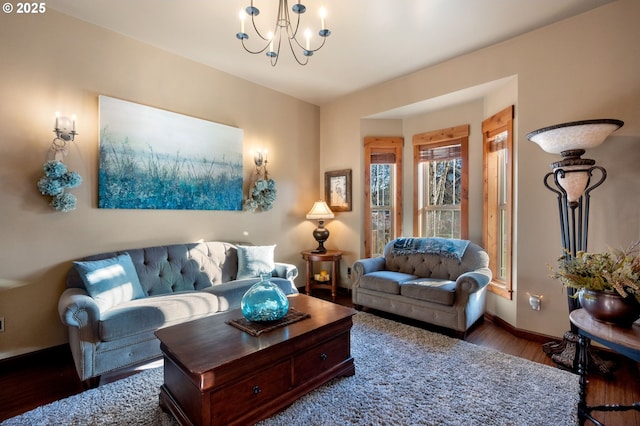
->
[[210, 360, 291, 424], [293, 333, 350, 385]]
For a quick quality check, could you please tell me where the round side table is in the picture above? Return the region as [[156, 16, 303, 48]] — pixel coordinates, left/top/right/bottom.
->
[[301, 250, 343, 302]]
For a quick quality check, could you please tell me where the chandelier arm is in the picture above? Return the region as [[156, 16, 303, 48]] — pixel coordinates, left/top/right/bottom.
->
[[281, 1, 291, 36], [308, 35, 327, 53], [249, 10, 270, 41], [287, 37, 309, 65], [291, 31, 328, 53], [275, 0, 286, 36], [241, 39, 271, 55], [268, 34, 282, 67]]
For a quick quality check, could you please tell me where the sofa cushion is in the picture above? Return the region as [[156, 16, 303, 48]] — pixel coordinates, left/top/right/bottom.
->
[[73, 253, 145, 312], [360, 271, 418, 295], [236, 245, 276, 279], [98, 291, 219, 341], [400, 278, 457, 306]]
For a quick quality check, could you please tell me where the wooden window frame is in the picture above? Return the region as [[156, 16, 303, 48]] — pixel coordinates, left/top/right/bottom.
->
[[363, 137, 403, 258], [412, 125, 469, 240], [482, 106, 514, 300]]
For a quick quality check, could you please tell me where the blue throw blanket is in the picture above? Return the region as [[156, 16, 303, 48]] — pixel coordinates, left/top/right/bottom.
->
[[391, 237, 470, 261]]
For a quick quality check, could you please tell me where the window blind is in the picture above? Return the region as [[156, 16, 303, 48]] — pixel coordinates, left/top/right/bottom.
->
[[418, 144, 461, 162], [371, 151, 396, 164]]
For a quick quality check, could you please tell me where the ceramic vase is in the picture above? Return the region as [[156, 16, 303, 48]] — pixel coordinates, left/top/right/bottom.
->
[[578, 289, 640, 327]]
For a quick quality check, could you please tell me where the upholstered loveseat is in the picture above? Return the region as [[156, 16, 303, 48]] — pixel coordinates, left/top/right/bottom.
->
[[352, 237, 491, 336], [58, 241, 298, 385]]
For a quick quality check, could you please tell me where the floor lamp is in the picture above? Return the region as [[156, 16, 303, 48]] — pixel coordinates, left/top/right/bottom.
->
[[527, 118, 624, 372]]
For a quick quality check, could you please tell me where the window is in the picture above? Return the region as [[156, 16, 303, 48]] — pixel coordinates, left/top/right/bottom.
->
[[482, 106, 514, 299], [364, 137, 403, 258], [413, 125, 469, 239]]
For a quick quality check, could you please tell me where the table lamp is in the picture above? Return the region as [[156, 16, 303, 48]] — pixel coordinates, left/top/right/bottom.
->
[[306, 200, 334, 253]]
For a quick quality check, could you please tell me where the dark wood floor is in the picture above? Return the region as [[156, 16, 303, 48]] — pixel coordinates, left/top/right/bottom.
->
[[1, 290, 639, 424]]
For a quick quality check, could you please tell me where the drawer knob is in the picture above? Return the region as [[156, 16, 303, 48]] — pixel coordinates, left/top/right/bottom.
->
[[253, 385, 261, 395], [320, 353, 328, 361]]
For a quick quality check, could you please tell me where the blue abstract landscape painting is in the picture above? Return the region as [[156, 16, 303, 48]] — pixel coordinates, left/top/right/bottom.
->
[[98, 96, 243, 210]]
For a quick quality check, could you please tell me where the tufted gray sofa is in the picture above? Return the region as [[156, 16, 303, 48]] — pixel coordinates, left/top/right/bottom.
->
[[352, 238, 491, 336], [58, 241, 298, 385]]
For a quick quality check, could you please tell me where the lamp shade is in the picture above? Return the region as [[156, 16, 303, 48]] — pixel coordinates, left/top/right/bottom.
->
[[527, 119, 623, 154], [554, 165, 591, 203], [306, 201, 334, 220]]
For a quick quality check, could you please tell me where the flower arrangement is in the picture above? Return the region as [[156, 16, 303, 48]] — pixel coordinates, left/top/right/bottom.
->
[[37, 160, 82, 212], [244, 177, 277, 212], [550, 241, 640, 303]]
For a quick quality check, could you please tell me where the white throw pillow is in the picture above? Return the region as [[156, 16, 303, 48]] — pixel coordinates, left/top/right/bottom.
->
[[236, 245, 276, 280]]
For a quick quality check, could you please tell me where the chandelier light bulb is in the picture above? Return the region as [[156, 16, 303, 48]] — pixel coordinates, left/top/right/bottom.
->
[[239, 9, 246, 33], [267, 31, 274, 55], [305, 28, 311, 50]]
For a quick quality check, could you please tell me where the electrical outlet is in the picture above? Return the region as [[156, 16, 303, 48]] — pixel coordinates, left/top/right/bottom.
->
[[0, 317, 4, 332], [347, 267, 352, 276]]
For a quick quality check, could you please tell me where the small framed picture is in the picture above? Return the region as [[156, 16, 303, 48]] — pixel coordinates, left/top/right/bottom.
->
[[325, 169, 352, 212]]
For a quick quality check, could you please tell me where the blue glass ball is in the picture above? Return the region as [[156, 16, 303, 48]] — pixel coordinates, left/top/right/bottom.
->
[[241, 274, 289, 322]]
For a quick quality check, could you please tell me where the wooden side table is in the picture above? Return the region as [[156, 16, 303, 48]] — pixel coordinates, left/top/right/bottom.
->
[[301, 250, 342, 302], [569, 308, 640, 425]]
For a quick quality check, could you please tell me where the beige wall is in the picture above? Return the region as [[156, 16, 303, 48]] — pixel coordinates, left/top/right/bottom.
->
[[0, 11, 320, 358], [321, 0, 640, 337]]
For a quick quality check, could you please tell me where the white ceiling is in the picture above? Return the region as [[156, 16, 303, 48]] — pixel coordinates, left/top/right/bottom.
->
[[47, 0, 615, 107]]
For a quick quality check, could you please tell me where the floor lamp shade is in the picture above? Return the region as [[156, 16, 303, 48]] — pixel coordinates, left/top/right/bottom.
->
[[527, 119, 623, 154]]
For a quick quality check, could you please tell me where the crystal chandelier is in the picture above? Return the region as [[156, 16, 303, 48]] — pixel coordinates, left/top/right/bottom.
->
[[236, 1, 331, 66]]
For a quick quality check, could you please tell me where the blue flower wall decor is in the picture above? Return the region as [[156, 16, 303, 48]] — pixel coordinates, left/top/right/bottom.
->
[[244, 177, 277, 212], [37, 160, 82, 212]]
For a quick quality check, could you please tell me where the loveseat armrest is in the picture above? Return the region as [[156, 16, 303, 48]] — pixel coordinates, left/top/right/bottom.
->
[[353, 257, 386, 277], [58, 287, 101, 330], [274, 262, 298, 282], [352, 257, 386, 289], [455, 268, 492, 294]]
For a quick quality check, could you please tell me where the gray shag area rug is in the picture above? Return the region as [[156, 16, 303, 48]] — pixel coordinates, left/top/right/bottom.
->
[[2, 312, 578, 426]]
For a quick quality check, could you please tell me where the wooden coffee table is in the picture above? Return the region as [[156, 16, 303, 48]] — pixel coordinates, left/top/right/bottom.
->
[[155, 294, 357, 425]]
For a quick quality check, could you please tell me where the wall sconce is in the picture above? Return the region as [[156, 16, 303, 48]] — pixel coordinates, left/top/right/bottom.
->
[[254, 149, 268, 169], [55, 112, 77, 142], [52, 112, 78, 162], [306, 200, 334, 253], [527, 293, 543, 311]]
